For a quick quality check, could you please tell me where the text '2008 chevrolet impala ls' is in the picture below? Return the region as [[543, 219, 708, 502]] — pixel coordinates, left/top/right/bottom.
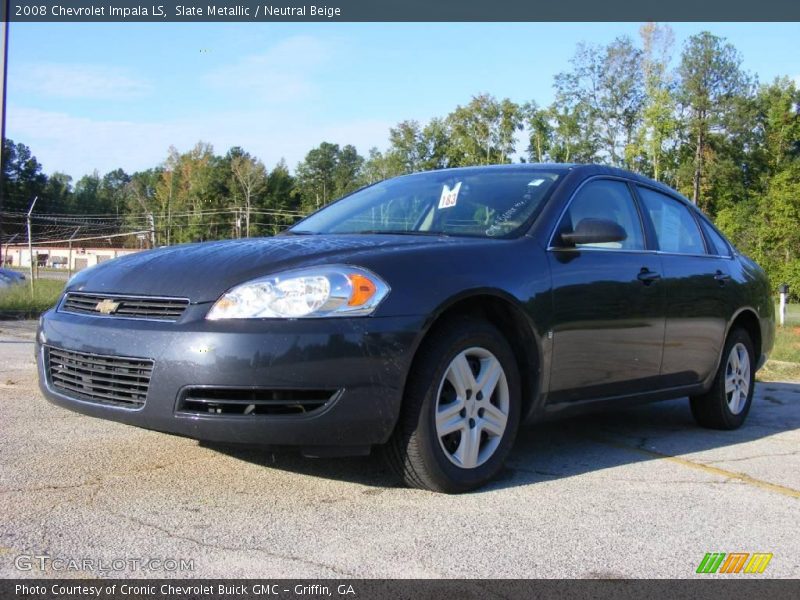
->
[[36, 164, 774, 492]]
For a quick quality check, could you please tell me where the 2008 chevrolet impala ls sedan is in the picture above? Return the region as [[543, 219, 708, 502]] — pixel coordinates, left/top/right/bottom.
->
[[36, 164, 775, 492]]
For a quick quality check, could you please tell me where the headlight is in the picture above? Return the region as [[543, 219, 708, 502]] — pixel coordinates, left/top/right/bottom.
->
[[206, 265, 390, 320]]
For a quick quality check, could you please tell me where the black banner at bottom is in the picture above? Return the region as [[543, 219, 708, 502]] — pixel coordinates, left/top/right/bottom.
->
[[3, 579, 800, 600]]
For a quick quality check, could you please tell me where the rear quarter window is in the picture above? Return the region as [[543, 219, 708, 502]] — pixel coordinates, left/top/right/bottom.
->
[[698, 218, 733, 257], [637, 186, 706, 255]]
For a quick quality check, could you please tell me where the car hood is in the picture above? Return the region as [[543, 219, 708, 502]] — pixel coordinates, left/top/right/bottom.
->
[[66, 234, 456, 303]]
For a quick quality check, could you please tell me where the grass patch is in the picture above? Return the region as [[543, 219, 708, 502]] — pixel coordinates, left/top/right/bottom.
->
[[0, 279, 64, 319], [770, 325, 800, 363], [760, 302, 800, 381]]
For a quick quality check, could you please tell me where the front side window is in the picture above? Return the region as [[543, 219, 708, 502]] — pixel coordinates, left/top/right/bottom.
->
[[637, 186, 706, 255], [290, 169, 562, 238], [559, 179, 645, 250]]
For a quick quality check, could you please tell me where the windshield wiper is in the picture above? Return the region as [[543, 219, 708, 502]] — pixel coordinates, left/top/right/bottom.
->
[[281, 230, 318, 236], [349, 230, 450, 237]]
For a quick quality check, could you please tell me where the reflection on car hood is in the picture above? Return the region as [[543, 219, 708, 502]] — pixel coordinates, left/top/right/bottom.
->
[[66, 234, 452, 303]]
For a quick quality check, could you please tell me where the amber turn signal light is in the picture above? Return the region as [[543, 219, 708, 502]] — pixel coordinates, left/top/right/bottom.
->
[[347, 273, 377, 306]]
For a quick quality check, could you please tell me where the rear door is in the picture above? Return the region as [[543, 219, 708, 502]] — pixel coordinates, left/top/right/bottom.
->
[[547, 178, 666, 403], [635, 185, 731, 386]]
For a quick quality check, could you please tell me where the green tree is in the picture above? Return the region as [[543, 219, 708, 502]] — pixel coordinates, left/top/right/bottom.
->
[[262, 159, 298, 233], [100, 168, 131, 218], [677, 31, 751, 209], [127, 169, 160, 247], [295, 142, 340, 211], [159, 142, 230, 243], [522, 101, 553, 162], [229, 149, 267, 237], [637, 23, 679, 182], [362, 147, 397, 184], [1, 139, 47, 213], [72, 172, 103, 214], [334, 144, 365, 198], [553, 37, 645, 167], [446, 94, 521, 165], [756, 77, 800, 173], [546, 101, 598, 163], [387, 120, 424, 174], [295, 142, 364, 211]]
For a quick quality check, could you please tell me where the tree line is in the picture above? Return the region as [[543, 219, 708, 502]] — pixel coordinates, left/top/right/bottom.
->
[[1, 26, 798, 296]]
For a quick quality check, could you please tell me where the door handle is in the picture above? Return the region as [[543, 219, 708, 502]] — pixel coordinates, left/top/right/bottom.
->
[[637, 268, 661, 285], [714, 270, 731, 285]]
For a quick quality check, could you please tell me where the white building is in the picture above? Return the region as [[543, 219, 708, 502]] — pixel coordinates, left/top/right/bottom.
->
[[2, 245, 140, 271]]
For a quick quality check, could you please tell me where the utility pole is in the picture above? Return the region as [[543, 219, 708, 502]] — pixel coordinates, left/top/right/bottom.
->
[[1, 2, 10, 252], [0, 0, 8, 170], [26, 196, 37, 294], [147, 213, 155, 248], [67, 227, 80, 280]]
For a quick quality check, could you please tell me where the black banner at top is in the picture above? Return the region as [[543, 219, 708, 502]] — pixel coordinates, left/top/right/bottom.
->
[[2, 0, 800, 22]]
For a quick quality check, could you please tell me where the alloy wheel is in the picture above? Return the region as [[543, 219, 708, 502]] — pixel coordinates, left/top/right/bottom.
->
[[434, 347, 510, 469], [725, 342, 751, 415]]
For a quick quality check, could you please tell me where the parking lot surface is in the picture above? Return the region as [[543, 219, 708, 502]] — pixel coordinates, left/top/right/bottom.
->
[[1, 320, 798, 578]]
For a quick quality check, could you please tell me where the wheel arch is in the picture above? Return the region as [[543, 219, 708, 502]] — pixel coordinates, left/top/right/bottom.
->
[[407, 289, 544, 422], [703, 307, 763, 391], [727, 307, 763, 365]]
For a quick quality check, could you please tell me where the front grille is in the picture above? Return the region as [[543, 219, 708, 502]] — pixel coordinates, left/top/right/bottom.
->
[[61, 292, 189, 321], [46, 346, 153, 409], [178, 387, 338, 417]]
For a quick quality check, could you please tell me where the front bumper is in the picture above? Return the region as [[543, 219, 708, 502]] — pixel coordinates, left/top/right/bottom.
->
[[36, 306, 425, 451]]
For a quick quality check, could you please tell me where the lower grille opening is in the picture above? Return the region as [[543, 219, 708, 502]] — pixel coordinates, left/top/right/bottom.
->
[[178, 387, 338, 416], [46, 346, 152, 409]]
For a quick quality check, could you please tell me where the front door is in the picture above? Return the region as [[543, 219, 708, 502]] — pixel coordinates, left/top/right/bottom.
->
[[547, 178, 666, 403]]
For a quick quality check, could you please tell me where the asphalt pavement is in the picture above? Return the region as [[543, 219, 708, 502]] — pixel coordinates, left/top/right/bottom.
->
[[1, 320, 798, 578]]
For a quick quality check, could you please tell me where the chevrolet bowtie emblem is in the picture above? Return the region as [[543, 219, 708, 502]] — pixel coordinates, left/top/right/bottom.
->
[[95, 299, 121, 315]]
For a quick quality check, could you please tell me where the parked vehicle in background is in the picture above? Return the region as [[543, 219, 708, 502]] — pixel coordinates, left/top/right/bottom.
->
[[36, 164, 775, 492], [0, 269, 26, 289]]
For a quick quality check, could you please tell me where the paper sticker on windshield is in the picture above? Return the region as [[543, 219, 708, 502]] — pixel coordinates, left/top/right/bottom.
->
[[438, 182, 462, 209], [528, 178, 545, 187]]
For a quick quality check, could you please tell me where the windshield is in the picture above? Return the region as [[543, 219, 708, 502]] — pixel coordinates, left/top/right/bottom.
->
[[291, 169, 562, 238]]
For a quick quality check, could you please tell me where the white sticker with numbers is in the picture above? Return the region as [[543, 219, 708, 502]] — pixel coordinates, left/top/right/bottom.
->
[[438, 182, 462, 209]]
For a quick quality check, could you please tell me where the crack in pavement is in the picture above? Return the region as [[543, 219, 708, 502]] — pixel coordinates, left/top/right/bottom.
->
[[105, 510, 359, 577], [607, 478, 735, 485], [0, 458, 201, 495], [704, 451, 799, 465], [0, 480, 103, 495], [592, 438, 800, 500]]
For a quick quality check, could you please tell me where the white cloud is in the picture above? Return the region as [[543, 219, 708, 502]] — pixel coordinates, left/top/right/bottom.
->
[[6, 35, 387, 178], [6, 105, 392, 178], [203, 35, 330, 102], [13, 62, 152, 100]]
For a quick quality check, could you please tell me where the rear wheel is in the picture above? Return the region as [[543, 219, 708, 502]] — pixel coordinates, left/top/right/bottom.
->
[[690, 328, 755, 430], [385, 318, 521, 493]]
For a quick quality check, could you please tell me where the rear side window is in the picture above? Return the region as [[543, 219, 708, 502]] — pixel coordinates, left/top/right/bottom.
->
[[698, 218, 732, 257], [561, 179, 645, 250], [637, 187, 705, 255]]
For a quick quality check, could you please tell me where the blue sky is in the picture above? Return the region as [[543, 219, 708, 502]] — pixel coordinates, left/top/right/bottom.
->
[[6, 22, 800, 179]]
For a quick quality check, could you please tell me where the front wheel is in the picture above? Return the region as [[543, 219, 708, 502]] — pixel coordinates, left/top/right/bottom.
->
[[690, 328, 755, 430], [385, 318, 521, 493]]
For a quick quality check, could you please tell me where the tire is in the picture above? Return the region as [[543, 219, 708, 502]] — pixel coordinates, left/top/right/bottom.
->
[[385, 317, 521, 493], [690, 328, 755, 430]]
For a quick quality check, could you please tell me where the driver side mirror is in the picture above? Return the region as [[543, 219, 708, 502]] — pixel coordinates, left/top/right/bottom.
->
[[559, 218, 627, 247]]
